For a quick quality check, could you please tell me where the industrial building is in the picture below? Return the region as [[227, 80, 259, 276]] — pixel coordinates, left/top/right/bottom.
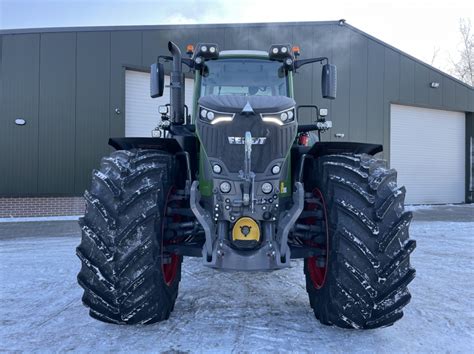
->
[[0, 20, 473, 217]]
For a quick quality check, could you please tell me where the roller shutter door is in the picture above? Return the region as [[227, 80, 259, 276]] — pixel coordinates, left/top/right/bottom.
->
[[390, 104, 465, 204], [125, 70, 194, 137]]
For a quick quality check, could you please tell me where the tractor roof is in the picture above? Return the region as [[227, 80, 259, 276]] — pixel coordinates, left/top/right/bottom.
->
[[219, 50, 269, 59]]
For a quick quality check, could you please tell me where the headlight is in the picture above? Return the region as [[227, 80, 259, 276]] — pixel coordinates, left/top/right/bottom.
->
[[261, 182, 273, 194], [220, 181, 231, 193], [213, 164, 222, 174], [199, 106, 234, 124], [261, 107, 295, 125]]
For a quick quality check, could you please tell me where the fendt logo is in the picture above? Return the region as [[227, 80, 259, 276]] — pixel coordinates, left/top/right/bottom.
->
[[227, 137, 267, 145]]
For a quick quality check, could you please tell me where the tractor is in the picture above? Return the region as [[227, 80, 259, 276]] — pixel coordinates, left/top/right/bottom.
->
[[76, 41, 416, 329]]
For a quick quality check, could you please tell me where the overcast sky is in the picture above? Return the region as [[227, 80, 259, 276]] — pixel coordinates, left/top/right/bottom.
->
[[1, 0, 472, 72]]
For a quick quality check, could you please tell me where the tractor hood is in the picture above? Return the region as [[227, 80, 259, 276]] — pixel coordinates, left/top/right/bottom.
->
[[198, 95, 296, 114], [195, 94, 298, 175]]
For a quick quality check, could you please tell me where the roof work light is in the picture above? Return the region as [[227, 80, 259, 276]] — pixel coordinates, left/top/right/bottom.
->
[[269, 44, 295, 69], [268, 44, 293, 60], [193, 43, 219, 59]]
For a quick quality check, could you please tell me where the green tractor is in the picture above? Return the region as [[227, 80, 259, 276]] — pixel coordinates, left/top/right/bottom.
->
[[76, 41, 416, 329]]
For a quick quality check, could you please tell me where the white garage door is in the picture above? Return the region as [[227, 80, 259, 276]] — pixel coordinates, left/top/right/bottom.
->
[[125, 70, 194, 137], [390, 104, 465, 204]]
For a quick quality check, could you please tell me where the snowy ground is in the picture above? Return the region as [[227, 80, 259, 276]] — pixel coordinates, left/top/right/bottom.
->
[[1, 206, 473, 353]]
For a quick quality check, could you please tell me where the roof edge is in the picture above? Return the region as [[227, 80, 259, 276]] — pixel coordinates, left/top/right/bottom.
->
[[342, 23, 474, 90], [0, 20, 339, 35]]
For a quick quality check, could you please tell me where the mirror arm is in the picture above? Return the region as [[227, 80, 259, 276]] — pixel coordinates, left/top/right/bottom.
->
[[294, 56, 328, 70], [181, 58, 194, 68], [157, 55, 194, 68], [296, 104, 320, 121]]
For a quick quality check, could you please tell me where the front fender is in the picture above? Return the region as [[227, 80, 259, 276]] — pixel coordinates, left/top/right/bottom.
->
[[291, 141, 383, 183], [307, 141, 383, 157]]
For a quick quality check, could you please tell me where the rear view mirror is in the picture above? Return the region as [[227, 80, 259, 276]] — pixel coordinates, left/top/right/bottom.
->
[[321, 64, 337, 100], [150, 62, 164, 98]]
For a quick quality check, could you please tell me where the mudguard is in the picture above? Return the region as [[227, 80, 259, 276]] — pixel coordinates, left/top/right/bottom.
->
[[109, 136, 199, 182], [108, 136, 197, 154], [292, 141, 383, 183], [307, 141, 383, 157]]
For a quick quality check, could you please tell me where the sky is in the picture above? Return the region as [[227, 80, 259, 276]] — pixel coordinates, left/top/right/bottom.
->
[[0, 0, 472, 73]]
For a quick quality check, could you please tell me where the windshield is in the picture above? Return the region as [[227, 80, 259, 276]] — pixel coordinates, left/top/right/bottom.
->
[[200, 58, 288, 97]]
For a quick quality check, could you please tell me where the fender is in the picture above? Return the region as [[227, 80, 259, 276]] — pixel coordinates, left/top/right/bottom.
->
[[292, 141, 383, 183], [307, 141, 383, 157], [108, 136, 197, 154], [109, 136, 199, 184]]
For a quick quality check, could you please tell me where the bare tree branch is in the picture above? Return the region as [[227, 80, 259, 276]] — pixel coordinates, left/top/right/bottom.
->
[[449, 18, 474, 86], [430, 46, 439, 66]]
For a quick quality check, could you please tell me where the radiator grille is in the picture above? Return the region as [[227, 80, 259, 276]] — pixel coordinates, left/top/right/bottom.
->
[[198, 113, 296, 173]]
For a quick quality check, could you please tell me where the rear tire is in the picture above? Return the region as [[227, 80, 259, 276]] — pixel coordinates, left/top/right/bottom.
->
[[303, 153, 416, 329], [76, 149, 182, 324]]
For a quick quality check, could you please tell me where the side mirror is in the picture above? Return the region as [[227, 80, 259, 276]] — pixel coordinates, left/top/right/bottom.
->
[[321, 64, 337, 100], [150, 62, 164, 98]]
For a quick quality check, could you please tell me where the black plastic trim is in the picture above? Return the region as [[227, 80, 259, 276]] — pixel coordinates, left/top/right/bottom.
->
[[307, 141, 383, 157], [109, 137, 183, 153]]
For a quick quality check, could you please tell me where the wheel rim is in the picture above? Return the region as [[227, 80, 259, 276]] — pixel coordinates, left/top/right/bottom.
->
[[162, 253, 179, 286], [161, 187, 179, 286], [306, 188, 329, 289]]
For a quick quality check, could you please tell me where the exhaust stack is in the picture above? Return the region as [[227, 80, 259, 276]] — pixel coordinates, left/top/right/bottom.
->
[[168, 41, 185, 125]]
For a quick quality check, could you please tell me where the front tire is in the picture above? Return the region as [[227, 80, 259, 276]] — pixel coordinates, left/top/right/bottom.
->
[[303, 153, 416, 329], [76, 149, 181, 324]]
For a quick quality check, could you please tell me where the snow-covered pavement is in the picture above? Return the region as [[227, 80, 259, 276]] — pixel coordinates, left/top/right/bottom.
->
[[1, 207, 473, 352]]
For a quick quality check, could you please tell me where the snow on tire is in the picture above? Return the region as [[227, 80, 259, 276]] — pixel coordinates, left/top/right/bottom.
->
[[76, 149, 181, 324], [304, 153, 416, 329]]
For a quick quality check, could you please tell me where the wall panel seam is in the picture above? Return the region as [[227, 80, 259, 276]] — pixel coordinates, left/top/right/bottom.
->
[[382, 46, 386, 159], [73, 32, 77, 193], [108, 31, 112, 140], [36, 33, 42, 194], [365, 40, 369, 142], [140, 31, 143, 68], [348, 29, 352, 141]]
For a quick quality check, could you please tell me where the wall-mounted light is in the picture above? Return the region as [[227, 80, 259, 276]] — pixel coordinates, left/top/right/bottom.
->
[[430, 82, 440, 89], [15, 118, 26, 126], [338, 19, 346, 26]]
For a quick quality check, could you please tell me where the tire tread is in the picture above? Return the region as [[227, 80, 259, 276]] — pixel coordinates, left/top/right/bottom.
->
[[304, 153, 416, 329], [76, 149, 181, 325]]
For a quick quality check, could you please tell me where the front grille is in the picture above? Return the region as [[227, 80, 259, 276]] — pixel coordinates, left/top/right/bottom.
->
[[197, 113, 296, 173]]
